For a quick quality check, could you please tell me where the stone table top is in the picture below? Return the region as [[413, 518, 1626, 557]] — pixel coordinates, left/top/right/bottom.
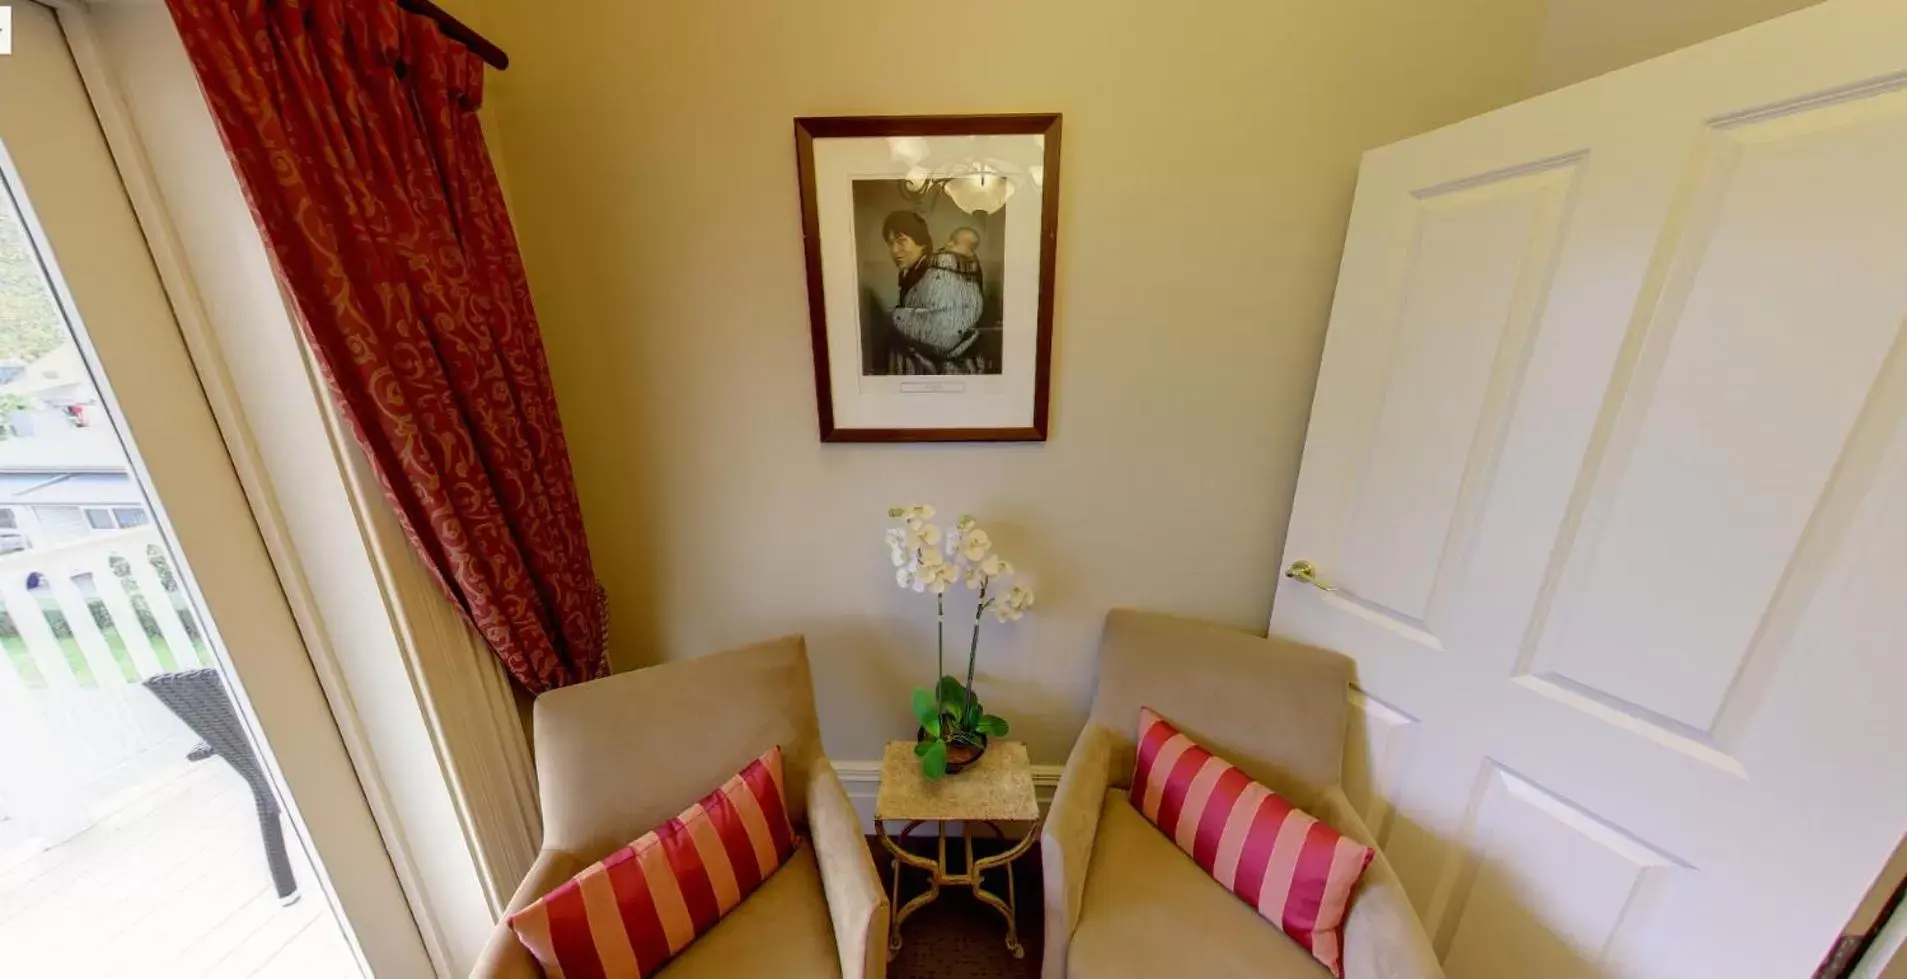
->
[[875, 740, 1040, 823]]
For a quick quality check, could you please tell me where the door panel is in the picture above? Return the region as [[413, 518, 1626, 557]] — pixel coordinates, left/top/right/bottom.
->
[[1533, 87, 1907, 738], [1275, 2, 1907, 976], [1438, 763, 1685, 977], [1338, 161, 1574, 639]]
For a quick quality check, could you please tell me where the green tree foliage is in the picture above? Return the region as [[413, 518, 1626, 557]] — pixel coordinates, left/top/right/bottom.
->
[[0, 204, 70, 364]]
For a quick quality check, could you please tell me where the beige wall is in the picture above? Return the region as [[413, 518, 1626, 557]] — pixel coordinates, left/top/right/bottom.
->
[[469, 0, 1547, 763], [1534, 0, 1823, 91]]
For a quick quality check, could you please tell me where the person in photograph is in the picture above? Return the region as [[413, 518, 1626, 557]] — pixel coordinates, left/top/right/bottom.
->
[[881, 210, 984, 375], [934, 226, 984, 293]]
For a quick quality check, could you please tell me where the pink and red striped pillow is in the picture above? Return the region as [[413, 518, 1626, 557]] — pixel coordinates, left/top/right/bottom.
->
[[508, 746, 798, 979], [1131, 708, 1373, 977]]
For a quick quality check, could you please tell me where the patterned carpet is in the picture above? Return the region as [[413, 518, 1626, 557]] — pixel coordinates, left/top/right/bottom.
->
[[870, 837, 1043, 979]]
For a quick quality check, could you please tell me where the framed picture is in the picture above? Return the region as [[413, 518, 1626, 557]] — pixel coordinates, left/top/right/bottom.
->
[[795, 114, 1061, 442]]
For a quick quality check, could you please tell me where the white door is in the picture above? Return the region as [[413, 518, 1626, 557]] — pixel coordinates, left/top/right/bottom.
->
[[0, 4, 430, 976], [1273, 2, 1907, 976]]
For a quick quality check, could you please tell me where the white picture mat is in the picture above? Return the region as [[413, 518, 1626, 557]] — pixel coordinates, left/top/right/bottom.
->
[[812, 134, 1045, 430]]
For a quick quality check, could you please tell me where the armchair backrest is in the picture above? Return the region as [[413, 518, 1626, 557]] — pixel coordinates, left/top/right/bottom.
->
[[531, 635, 824, 854], [1087, 609, 1352, 809]]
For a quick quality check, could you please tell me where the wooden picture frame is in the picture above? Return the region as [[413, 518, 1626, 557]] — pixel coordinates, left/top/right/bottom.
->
[[795, 114, 1062, 442]]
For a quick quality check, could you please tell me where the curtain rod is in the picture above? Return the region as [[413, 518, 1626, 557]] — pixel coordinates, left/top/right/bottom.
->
[[397, 0, 509, 70]]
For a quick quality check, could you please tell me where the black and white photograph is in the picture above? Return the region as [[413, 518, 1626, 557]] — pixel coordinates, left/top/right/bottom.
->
[[852, 180, 1007, 377], [796, 114, 1061, 442]]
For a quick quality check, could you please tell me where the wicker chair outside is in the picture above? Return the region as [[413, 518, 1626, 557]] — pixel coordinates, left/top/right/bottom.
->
[[142, 668, 299, 902]]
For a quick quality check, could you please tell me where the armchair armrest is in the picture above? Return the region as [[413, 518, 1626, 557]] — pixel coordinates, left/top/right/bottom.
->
[[1041, 722, 1118, 979], [1317, 789, 1444, 979], [808, 760, 890, 979], [470, 848, 593, 979]]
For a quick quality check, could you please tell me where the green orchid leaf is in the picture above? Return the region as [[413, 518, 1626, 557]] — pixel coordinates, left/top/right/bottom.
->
[[977, 714, 1010, 736], [914, 738, 933, 757], [912, 687, 940, 736], [936, 675, 968, 714], [922, 740, 948, 779]]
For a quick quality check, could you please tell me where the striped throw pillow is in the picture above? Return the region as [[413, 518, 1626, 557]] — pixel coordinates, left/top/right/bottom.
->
[[1131, 708, 1373, 978], [508, 746, 798, 978]]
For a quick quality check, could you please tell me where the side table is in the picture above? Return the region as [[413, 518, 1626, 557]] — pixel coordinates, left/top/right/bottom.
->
[[875, 739, 1042, 958]]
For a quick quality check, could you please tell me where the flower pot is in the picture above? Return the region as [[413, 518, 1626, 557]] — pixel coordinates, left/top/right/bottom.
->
[[916, 727, 989, 774]]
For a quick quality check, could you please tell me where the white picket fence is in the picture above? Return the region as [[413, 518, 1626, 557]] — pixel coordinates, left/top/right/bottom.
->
[[0, 525, 212, 848]]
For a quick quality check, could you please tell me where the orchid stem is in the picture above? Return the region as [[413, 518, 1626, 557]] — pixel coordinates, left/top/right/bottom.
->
[[961, 580, 987, 731]]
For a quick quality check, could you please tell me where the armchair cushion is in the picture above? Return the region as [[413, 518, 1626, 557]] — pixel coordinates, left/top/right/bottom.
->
[[1071, 789, 1329, 979], [508, 746, 798, 978], [1130, 708, 1373, 978], [655, 844, 843, 979]]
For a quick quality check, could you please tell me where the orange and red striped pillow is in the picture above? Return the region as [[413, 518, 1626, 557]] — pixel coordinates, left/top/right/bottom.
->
[[508, 746, 797, 979], [1131, 708, 1373, 978]]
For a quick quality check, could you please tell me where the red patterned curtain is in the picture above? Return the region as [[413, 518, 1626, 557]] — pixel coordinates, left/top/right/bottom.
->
[[165, 0, 607, 692]]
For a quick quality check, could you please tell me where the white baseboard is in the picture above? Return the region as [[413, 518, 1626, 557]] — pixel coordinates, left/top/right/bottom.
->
[[832, 759, 1063, 836]]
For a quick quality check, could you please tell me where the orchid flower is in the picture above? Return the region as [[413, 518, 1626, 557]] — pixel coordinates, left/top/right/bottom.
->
[[993, 584, 1036, 622], [884, 505, 1037, 779]]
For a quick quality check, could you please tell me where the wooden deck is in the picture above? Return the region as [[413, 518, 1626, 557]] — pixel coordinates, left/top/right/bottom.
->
[[0, 755, 360, 978]]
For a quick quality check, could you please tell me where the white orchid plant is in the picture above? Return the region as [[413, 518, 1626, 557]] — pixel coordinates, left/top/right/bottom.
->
[[886, 505, 1036, 778]]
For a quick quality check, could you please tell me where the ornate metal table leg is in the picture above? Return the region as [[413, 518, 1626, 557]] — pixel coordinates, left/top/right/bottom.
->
[[878, 818, 948, 957], [887, 826, 904, 953], [1007, 848, 1018, 952], [882, 816, 1041, 959], [966, 818, 1041, 958]]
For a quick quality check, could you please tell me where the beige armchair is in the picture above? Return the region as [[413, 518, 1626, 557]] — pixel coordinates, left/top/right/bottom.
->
[[471, 636, 888, 979], [1042, 610, 1441, 979]]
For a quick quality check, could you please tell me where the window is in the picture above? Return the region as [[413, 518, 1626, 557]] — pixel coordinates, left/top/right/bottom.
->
[[81, 506, 148, 530], [0, 511, 28, 553]]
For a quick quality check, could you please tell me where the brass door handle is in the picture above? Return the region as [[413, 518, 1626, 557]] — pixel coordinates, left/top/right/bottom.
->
[[1284, 560, 1336, 592]]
